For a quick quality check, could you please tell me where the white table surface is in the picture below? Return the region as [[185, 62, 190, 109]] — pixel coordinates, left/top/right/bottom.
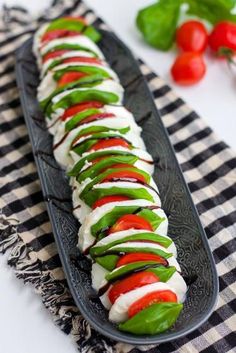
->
[[0, 1, 235, 353]]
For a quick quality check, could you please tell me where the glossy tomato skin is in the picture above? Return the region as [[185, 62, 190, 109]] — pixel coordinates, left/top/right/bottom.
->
[[92, 195, 130, 209], [171, 52, 206, 85], [128, 290, 177, 318], [209, 21, 236, 53], [57, 71, 87, 87], [108, 271, 159, 304], [176, 20, 208, 53], [89, 138, 131, 151], [108, 214, 153, 234], [116, 253, 168, 268]]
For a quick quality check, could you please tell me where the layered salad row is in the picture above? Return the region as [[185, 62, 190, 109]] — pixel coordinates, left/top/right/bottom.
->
[[33, 16, 187, 335]]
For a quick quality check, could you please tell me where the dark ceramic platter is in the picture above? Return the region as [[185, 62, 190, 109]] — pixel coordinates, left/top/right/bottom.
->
[[15, 31, 218, 345]]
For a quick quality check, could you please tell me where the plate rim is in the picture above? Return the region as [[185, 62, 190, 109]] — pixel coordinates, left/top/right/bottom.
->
[[15, 33, 219, 345]]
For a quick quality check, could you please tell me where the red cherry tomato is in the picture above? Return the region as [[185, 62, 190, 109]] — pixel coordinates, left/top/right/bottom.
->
[[109, 214, 153, 235], [92, 195, 131, 209], [209, 21, 236, 54], [42, 50, 68, 63], [116, 253, 168, 268], [60, 101, 104, 120], [108, 271, 159, 304], [41, 29, 79, 43], [57, 71, 88, 87], [62, 57, 102, 65], [102, 170, 146, 183], [88, 138, 131, 151], [176, 20, 208, 53], [128, 290, 177, 318], [171, 52, 206, 85]]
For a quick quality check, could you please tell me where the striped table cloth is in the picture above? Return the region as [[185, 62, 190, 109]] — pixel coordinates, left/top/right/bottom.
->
[[0, 1, 235, 352]]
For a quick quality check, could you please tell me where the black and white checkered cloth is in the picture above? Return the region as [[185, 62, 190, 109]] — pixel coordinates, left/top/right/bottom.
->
[[0, 1, 235, 352]]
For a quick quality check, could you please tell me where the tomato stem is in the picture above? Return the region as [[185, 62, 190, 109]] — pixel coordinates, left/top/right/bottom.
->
[[218, 47, 236, 68]]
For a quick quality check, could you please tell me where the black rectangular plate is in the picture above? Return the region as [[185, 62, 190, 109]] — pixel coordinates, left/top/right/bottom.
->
[[15, 31, 218, 345]]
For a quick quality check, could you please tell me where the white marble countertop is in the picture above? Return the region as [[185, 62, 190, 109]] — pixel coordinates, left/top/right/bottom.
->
[[1, 1, 235, 353]]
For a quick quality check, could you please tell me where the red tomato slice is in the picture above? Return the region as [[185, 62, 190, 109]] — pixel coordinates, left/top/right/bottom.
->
[[89, 138, 131, 152], [108, 271, 159, 304], [102, 170, 146, 183], [116, 253, 168, 268], [42, 50, 68, 63], [92, 195, 131, 209], [60, 101, 104, 120], [80, 113, 115, 125], [128, 290, 177, 318], [62, 57, 102, 65], [109, 214, 153, 235], [41, 29, 80, 43], [57, 71, 88, 87]]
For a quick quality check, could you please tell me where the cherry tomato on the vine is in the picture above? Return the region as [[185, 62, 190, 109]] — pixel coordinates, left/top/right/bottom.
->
[[176, 20, 208, 53], [171, 52, 206, 86], [209, 21, 236, 55]]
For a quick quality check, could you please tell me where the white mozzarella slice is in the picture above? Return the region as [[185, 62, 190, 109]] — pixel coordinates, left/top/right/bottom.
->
[[91, 263, 108, 292], [53, 122, 143, 168], [33, 23, 49, 58], [37, 71, 57, 102], [77, 200, 156, 252], [41, 50, 97, 77], [40, 35, 105, 59], [109, 282, 181, 323], [53, 114, 141, 140], [93, 229, 174, 253], [108, 241, 171, 257]]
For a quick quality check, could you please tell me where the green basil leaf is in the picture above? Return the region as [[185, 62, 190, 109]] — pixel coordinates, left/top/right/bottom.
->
[[40, 74, 105, 111], [119, 302, 183, 335], [95, 254, 119, 271], [91, 205, 141, 238], [185, 0, 236, 24], [75, 125, 130, 136], [46, 18, 85, 32], [67, 150, 137, 176], [90, 205, 165, 238], [47, 89, 119, 117], [46, 18, 101, 43], [76, 155, 138, 182], [101, 245, 171, 259], [137, 208, 165, 231], [136, 0, 181, 51], [44, 43, 98, 57], [147, 265, 176, 282], [53, 65, 111, 81], [72, 132, 131, 156], [90, 233, 172, 258], [65, 109, 101, 131], [82, 185, 155, 207]]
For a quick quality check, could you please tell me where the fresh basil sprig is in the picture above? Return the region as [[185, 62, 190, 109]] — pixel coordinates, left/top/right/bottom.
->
[[136, 0, 236, 51], [136, 0, 181, 51]]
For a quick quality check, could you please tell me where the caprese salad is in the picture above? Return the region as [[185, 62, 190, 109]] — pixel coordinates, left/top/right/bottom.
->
[[34, 16, 186, 336]]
